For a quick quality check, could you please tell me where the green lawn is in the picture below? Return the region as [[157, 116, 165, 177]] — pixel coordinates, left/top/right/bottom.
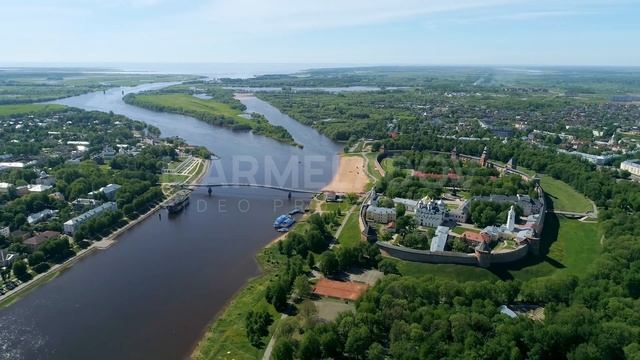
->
[[365, 153, 383, 181], [392, 215, 601, 282], [321, 201, 351, 213], [540, 176, 593, 213], [380, 158, 396, 173], [192, 248, 284, 360], [338, 210, 362, 247], [0, 103, 66, 116], [394, 260, 501, 282], [160, 173, 189, 183], [452, 226, 478, 235]]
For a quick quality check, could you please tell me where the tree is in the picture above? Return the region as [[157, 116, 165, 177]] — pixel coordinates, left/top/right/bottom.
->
[[298, 331, 322, 360], [12, 259, 31, 282], [293, 276, 311, 301], [298, 300, 319, 329], [367, 342, 385, 360], [345, 326, 373, 358], [245, 307, 273, 347], [319, 251, 339, 277], [307, 252, 316, 269], [320, 330, 341, 359], [32, 262, 50, 274], [395, 215, 416, 238], [28, 251, 45, 266], [272, 338, 295, 360], [346, 192, 359, 204], [398, 231, 430, 250], [267, 280, 289, 312], [396, 203, 406, 217], [378, 259, 399, 275]]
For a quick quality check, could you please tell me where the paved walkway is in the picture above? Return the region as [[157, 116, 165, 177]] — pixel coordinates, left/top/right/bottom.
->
[[261, 313, 288, 360], [334, 205, 357, 239]]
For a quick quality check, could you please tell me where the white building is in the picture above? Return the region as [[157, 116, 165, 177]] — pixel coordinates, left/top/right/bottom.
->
[[89, 183, 121, 201], [64, 202, 118, 235], [28, 184, 53, 193], [27, 209, 59, 225], [430, 226, 449, 252], [393, 198, 419, 212], [415, 199, 446, 227], [0, 226, 9, 238], [621, 159, 640, 177], [0, 182, 13, 193], [365, 206, 396, 224]]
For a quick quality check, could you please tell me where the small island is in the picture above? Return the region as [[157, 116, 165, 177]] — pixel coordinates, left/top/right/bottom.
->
[[124, 86, 299, 146]]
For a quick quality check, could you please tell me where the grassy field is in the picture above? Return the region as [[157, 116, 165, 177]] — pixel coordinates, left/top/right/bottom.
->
[[134, 93, 245, 119], [394, 260, 501, 281], [380, 158, 396, 173], [337, 209, 362, 247], [191, 248, 284, 360], [159, 173, 189, 183], [365, 153, 383, 181], [321, 201, 352, 213], [393, 215, 601, 282], [540, 176, 593, 213], [0, 103, 66, 116], [451, 226, 479, 235]]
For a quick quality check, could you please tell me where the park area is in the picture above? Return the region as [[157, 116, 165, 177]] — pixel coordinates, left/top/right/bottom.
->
[[540, 176, 593, 213]]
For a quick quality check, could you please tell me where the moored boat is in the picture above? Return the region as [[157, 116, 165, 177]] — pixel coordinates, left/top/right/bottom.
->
[[166, 190, 191, 214]]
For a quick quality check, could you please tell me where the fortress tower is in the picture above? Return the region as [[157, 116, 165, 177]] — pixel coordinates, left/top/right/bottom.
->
[[451, 147, 459, 161]]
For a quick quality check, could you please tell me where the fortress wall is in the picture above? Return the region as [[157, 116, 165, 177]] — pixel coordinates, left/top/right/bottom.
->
[[377, 242, 478, 265], [489, 244, 530, 264]]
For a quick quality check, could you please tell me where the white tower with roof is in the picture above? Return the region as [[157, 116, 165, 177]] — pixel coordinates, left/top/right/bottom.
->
[[506, 205, 516, 232]]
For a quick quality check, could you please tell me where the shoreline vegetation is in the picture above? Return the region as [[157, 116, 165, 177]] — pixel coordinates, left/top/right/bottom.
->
[[0, 157, 212, 309], [123, 91, 300, 147]]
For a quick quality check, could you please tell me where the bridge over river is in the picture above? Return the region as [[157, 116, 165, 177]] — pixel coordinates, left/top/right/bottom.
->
[[165, 182, 319, 194]]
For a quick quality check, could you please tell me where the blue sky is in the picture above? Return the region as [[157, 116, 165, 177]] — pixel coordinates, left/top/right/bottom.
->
[[1, 0, 639, 66]]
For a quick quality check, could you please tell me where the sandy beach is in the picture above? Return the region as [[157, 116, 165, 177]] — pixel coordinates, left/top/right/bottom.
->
[[322, 155, 369, 194]]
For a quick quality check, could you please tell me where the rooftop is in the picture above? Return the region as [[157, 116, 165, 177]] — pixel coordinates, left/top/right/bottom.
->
[[312, 278, 369, 301]]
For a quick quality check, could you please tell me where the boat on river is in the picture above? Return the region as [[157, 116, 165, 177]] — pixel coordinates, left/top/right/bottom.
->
[[273, 214, 295, 228], [166, 190, 191, 214]]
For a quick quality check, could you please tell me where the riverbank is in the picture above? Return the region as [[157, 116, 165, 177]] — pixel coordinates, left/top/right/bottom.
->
[[0, 157, 212, 308], [321, 154, 369, 194]]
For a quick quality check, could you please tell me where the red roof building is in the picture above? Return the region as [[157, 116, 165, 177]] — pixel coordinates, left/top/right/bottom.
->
[[313, 279, 369, 301]]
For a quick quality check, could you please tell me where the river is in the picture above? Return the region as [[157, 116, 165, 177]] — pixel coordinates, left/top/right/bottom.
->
[[0, 83, 341, 359]]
